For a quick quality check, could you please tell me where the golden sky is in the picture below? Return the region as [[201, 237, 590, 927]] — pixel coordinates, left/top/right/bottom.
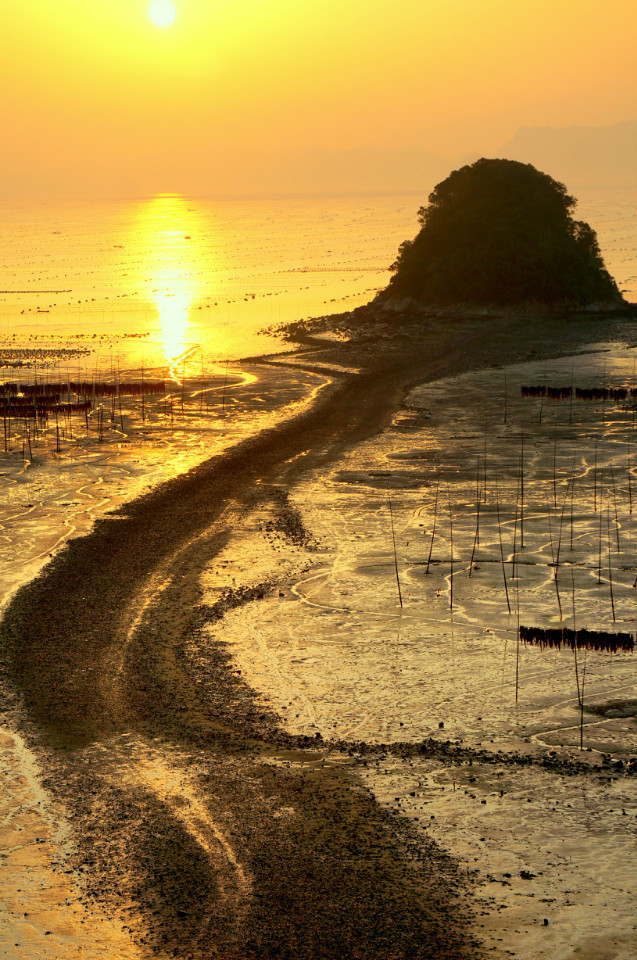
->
[[1, 0, 635, 197]]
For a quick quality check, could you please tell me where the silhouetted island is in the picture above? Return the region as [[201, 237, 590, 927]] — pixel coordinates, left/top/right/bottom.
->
[[381, 158, 622, 309]]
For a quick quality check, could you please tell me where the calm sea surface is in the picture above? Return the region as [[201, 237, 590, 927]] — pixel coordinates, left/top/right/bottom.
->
[[0, 190, 634, 376]]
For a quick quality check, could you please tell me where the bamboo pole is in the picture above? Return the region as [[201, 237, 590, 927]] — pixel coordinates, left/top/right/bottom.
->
[[571, 565, 581, 707], [482, 450, 488, 506], [495, 486, 511, 613], [221, 359, 229, 418], [388, 494, 403, 609], [511, 493, 518, 582], [515, 575, 521, 704], [598, 500, 603, 585], [570, 475, 575, 552], [425, 473, 440, 576], [448, 488, 454, 613], [609, 465, 621, 552], [469, 458, 481, 577], [546, 494, 562, 618], [519, 434, 524, 550], [580, 648, 588, 751], [607, 506, 616, 621]]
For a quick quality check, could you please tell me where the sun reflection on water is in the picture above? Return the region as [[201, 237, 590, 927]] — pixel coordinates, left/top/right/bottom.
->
[[135, 195, 205, 378]]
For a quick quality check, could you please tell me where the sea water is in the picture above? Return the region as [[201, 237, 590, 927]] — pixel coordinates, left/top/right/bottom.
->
[[1, 189, 634, 378]]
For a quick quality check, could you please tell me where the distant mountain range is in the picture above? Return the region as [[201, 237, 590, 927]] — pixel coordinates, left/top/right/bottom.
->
[[238, 122, 636, 196], [497, 122, 637, 189], [3, 122, 634, 199]]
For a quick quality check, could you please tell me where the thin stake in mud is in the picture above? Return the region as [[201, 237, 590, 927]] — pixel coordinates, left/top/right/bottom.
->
[[553, 434, 558, 508], [200, 350, 205, 415], [519, 434, 524, 550], [117, 359, 124, 434], [546, 496, 556, 570], [602, 361, 607, 423], [628, 450, 633, 515], [495, 486, 511, 613], [448, 488, 454, 613], [483, 421, 488, 503], [609, 465, 621, 552], [222, 360, 229, 418], [593, 441, 597, 513], [469, 457, 481, 577], [515, 575, 521, 705], [555, 480, 571, 570], [387, 494, 403, 609], [598, 502, 603, 585], [511, 482, 519, 582], [607, 507, 616, 621], [555, 481, 575, 619], [475, 455, 481, 541], [425, 472, 440, 575], [546, 496, 562, 618], [571, 565, 581, 707], [570, 474, 576, 552], [109, 351, 115, 421], [580, 648, 588, 751]]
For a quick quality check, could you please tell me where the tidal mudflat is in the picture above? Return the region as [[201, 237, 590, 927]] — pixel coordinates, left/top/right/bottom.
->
[[0, 359, 329, 960], [204, 338, 637, 959], [1, 200, 636, 958]]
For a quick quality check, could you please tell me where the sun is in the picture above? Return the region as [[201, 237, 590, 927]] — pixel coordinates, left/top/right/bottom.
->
[[149, 0, 177, 28]]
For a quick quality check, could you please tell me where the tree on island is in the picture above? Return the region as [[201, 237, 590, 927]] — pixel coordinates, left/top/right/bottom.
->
[[384, 158, 622, 308]]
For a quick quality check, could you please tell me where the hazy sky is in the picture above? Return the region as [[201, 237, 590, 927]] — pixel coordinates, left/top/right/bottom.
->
[[1, 0, 635, 197]]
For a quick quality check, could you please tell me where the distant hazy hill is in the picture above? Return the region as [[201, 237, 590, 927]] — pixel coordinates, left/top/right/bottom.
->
[[498, 122, 637, 189], [5, 123, 634, 199], [228, 146, 451, 196]]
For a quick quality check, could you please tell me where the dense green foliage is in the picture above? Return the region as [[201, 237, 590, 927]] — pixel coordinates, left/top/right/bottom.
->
[[386, 158, 621, 307]]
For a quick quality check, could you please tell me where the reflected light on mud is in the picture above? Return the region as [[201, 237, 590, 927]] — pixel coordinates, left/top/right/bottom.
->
[[155, 282, 191, 372], [134, 195, 205, 377]]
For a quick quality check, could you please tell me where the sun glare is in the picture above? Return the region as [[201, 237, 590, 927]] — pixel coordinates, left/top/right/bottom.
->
[[149, 0, 176, 28], [133, 196, 203, 373]]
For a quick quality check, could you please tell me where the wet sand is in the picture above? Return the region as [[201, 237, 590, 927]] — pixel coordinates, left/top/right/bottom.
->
[[2, 310, 636, 959]]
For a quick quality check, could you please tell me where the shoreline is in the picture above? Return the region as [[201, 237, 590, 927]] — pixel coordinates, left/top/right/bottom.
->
[[2, 310, 637, 958]]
